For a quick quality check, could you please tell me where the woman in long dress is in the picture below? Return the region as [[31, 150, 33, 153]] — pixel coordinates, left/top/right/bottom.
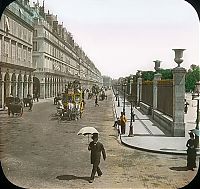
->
[[186, 132, 197, 171]]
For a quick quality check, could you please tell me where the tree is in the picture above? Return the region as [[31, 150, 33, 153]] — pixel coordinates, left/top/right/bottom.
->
[[158, 69, 173, 79], [185, 65, 200, 92], [142, 71, 154, 81]]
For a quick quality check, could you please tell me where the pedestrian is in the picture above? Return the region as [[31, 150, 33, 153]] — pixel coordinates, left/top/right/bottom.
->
[[113, 117, 121, 135], [184, 99, 189, 114], [186, 132, 197, 171], [95, 95, 99, 106], [88, 133, 106, 183], [27, 94, 33, 111], [120, 112, 127, 134], [113, 117, 120, 127]]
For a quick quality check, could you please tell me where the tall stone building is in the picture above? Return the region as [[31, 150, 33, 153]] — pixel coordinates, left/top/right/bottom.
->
[[0, 0, 103, 107], [0, 0, 34, 109], [103, 75, 112, 88], [31, 2, 103, 99]]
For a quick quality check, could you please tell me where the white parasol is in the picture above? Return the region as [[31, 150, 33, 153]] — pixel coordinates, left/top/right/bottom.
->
[[77, 127, 99, 143]]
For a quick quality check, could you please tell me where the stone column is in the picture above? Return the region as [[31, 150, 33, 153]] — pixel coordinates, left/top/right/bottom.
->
[[172, 67, 186, 136], [9, 73, 12, 96], [50, 80, 52, 97], [14, 74, 19, 97], [153, 73, 162, 112], [1, 72, 5, 109], [137, 77, 142, 106], [47, 81, 50, 98], [18, 80, 23, 99], [40, 83, 45, 99], [29, 75, 33, 96], [45, 82, 47, 98]]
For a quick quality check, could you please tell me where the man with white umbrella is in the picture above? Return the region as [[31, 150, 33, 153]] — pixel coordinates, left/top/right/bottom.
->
[[88, 133, 106, 183]]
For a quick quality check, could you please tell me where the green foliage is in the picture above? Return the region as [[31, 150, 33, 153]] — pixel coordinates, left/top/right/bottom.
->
[[185, 65, 200, 92], [142, 71, 154, 81], [158, 69, 173, 79]]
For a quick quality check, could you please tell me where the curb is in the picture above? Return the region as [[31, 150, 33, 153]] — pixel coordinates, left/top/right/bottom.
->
[[120, 137, 200, 156], [120, 137, 187, 156]]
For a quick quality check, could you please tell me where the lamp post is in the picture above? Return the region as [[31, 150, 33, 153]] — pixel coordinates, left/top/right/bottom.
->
[[117, 84, 120, 107], [128, 95, 135, 136], [193, 81, 200, 149], [137, 70, 142, 107], [123, 83, 127, 114]]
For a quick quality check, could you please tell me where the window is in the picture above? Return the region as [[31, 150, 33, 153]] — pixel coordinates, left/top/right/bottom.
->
[[17, 44, 22, 60], [28, 48, 31, 63], [19, 9, 22, 17], [11, 41, 16, 60], [5, 16, 10, 32], [23, 46, 27, 61], [33, 29, 37, 37], [33, 42, 37, 51], [4, 37, 10, 57]]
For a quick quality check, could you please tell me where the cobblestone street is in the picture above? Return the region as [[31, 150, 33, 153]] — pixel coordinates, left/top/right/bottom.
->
[[0, 90, 198, 188]]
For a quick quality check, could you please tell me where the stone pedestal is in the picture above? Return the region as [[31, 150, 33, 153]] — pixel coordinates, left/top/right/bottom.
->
[[172, 67, 186, 136], [153, 73, 162, 109]]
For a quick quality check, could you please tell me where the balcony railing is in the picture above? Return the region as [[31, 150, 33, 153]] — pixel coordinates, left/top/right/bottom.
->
[[0, 54, 34, 69]]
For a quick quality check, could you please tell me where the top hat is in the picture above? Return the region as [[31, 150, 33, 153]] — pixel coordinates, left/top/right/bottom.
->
[[92, 133, 98, 139]]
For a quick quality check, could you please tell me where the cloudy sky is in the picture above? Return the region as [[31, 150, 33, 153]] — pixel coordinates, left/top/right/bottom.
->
[[31, 0, 199, 79]]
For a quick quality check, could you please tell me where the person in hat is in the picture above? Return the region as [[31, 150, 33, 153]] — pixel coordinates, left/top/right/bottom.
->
[[186, 132, 197, 171], [88, 133, 106, 183], [120, 112, 127, 134]]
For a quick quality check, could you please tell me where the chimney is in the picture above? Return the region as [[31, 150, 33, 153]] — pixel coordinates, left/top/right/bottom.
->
[[58, 24, 62, 36], [46, 13, 53, 26], [53, 21, 58, 32]]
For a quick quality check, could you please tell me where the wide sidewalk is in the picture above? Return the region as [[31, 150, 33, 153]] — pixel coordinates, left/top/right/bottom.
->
[[112, 91, 200, 155]]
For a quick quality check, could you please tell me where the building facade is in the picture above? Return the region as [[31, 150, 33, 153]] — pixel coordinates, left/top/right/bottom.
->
[[0, 0, 103, 107], [103, 75, 112, 88], [0, 0, 34, 109], [32, 2, 103, 99]]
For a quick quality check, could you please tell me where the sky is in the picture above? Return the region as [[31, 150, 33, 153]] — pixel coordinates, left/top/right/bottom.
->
[[31, 0, 199, 79]]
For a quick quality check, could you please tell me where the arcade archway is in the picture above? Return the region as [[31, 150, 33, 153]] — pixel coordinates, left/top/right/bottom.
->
[[33, 77, 40, 98]]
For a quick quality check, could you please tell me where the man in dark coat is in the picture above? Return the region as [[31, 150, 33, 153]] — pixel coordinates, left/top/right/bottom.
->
[[88, 133, 106, 183]]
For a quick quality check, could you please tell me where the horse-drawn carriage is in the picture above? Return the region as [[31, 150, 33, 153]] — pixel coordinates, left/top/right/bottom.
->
[[57, 80, 84, 121], [5, 97, 23, 117]]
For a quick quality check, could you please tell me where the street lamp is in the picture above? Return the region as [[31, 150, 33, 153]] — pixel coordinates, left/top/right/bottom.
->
[[192, 81, 200, 149], [128, 95, 135, 137], [137, 70, 142, 107], [117, 84, 120, 107], [122, 83, 127, 114]]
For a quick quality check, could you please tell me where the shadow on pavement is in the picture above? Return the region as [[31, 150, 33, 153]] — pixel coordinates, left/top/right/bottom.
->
[[56, 175, 90, 181], [169, 166, 188, 171]]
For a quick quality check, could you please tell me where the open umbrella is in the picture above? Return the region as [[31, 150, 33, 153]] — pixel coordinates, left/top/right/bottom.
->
[[77, 127, 99, 143], [190, 129, 200, 136]]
